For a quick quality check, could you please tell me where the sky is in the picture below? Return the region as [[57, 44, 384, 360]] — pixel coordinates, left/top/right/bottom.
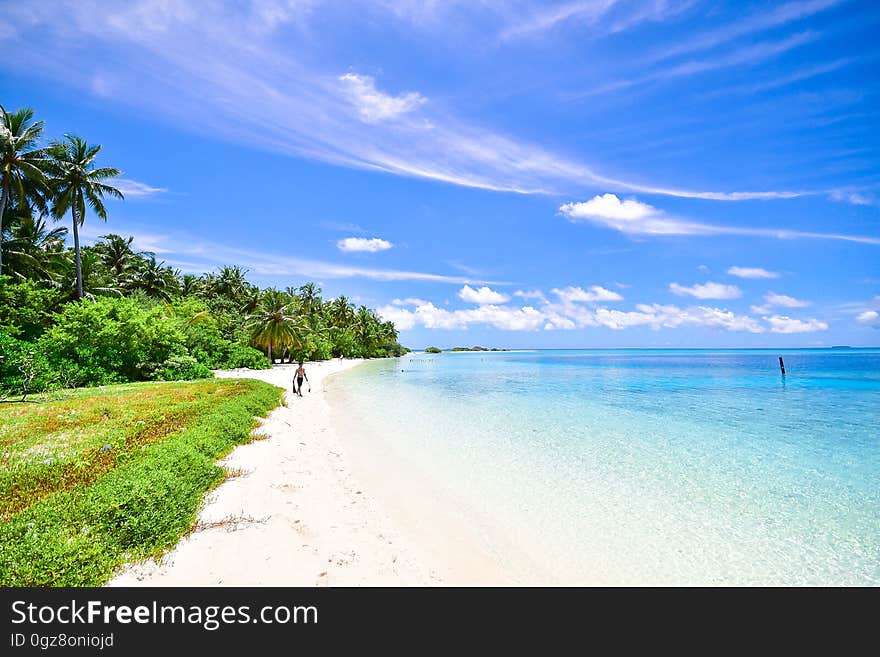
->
[[1, 0, 878, 348]]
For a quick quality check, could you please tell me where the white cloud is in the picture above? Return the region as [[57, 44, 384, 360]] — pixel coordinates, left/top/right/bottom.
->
[[498, 1, 621, 42], [830, 190, 875, 206], [337, 237, 394, 253], [338, 73, 426, 123], [856, 310, 879, 327], [458, 285, 510, 305], [552, 285, 623, 302], [392, 297, 428, 307], [727, 266, 779, 279], [0, 2, 814, 202], [79, 221, 486, 284], [376, 304, 418, 330], [764, 291, 810, 308], [645, 0, 843, 64], [584, 31, 820, 98], [514, 289, 547, 301], [380, 295, 765, 334], [111, 178, 167, 197], [590, 304, 764, 333], [766, 315, 828, 333], [560, 194, 880, 244], [379, 302, 544, 331], [669, 282, 742, 300]]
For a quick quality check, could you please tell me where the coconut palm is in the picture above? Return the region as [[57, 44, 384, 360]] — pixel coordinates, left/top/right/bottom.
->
[[352, 306, 381, 355], [0, 105, 49, 274], [128, 255, 178, 302], [297, 282, 322, 317], [46, 135, 123, 299], [246, 288, 308, 364], [209, 265, 250, 302], [180, 274, 202, 297], [1, 213, 68, 282], [62, 250, 121, 299], [94, 233, 140, 281]]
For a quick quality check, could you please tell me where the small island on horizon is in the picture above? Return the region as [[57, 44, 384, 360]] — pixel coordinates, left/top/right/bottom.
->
[[423, 346, 509, 353]]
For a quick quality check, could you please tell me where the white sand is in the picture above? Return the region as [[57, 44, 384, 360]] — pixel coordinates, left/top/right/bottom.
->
[[108, 359, 447, 586]]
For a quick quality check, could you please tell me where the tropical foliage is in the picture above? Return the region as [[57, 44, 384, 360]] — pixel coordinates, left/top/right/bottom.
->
[[0, 104, 407, 398]]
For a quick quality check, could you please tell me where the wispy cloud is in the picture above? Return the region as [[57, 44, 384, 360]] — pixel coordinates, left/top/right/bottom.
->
[[645, 0, 844, 64], [321, 221, 368, 233], [581, 31, 820, 97], [111, 178, 167, 197], [0, 1, 810, 203], [702, 57, 856, 98], [727, 266, 780, 279], [751, 291, 812, 314], [560, 194, 880, 244], [764, 292, 811, 308], [79, 222, 488, 284], [498, 0, 621, 42], [497, 0, 697, 43], [830, 189, 876, 206]]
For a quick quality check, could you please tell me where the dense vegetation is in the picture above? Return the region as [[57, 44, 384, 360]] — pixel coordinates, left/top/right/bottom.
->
[[0, 104, 407, 398], [424, 346, 508, 353], [0, 379, 282, 585], [450, 346, 508, 352]]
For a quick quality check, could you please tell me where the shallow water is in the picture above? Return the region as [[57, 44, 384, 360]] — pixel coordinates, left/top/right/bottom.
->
[[327, 349, 880, 585]]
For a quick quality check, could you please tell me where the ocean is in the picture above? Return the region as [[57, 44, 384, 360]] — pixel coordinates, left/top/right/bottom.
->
[[327, 349, 880, 585]]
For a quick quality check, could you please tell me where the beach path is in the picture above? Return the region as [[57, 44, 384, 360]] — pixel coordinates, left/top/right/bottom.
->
[[107, 359, 440, 586]]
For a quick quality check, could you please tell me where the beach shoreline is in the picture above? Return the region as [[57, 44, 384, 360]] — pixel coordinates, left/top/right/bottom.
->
[[108, 357, 508, 586]]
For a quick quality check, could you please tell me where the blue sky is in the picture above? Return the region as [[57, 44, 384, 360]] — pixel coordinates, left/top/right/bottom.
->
[[2, 0, 878, 347]]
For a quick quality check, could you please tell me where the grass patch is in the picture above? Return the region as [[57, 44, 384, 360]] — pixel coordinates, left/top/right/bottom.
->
[[0, 378, 282, 586]]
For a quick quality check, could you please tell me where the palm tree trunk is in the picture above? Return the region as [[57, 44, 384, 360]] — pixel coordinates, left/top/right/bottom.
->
[[0, 178, 9, 275], [268, 344, 273, 364], [72, 207, 83, 299]]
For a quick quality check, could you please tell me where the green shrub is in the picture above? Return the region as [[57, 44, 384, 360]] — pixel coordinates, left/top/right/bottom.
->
[[223, 343, 270, 369], [0, 332, 54, 399], [425, 346, 442, 354], [153, 355, 213, 381], [38, 296, 189, 383], [0, 278, 65, 342]]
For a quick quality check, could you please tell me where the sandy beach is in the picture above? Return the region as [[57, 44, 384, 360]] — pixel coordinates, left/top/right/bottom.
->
[[108, 359, 447, 586]]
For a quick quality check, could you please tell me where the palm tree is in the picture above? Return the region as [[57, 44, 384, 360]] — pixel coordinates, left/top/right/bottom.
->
[[352, 306, 380, 356], [0, 106, 49, 275], [94, 233, 139, 281], [129, 255, 177, 301], [325, 295, 355, 357], [180, 274, 202, 297], [62, 250, 121, 299], [209, 265, 250, 302], [297, 282, 322, 317], [247, 289, 305, 364], [1, 212, 69, 282], [46, 135, 123, 299]]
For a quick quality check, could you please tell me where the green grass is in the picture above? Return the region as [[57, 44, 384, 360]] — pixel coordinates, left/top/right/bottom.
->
[[0, 378, 283, 586]]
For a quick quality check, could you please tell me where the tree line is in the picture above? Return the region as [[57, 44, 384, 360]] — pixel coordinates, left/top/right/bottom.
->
[[0, 105, 407, 398]]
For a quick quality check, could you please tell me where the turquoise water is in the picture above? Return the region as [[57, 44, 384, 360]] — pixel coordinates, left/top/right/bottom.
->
[[327, 349, 880, 585]]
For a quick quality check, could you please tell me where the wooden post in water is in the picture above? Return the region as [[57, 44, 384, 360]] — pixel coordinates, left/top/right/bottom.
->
[[778, 356, 786, 375]]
